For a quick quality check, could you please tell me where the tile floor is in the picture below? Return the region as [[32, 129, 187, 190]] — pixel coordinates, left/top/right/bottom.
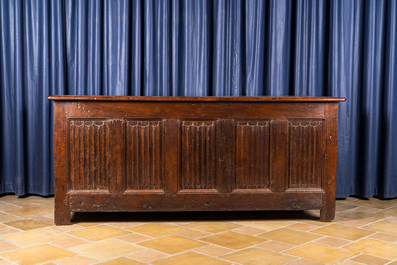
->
[[0, 195, 396, 264]]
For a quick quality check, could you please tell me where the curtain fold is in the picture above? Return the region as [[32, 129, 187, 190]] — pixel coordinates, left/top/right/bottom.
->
[[1, 0, 396, 198]]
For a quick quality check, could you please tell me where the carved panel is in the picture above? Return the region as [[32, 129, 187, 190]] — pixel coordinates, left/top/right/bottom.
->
[[125, 120, 162, 190], [181, 121, 216, 189], [69, 119, 109, 190], [288, 119, 324, 189], [235, 120, 270, 189]]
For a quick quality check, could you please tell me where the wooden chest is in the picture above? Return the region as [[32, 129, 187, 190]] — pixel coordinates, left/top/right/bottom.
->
[[48, 96, 345, 225]]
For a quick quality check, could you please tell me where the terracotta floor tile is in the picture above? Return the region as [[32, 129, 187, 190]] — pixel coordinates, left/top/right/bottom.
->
[[286, 259, 325, 265], [311, 224, 374, 240], [336, 201, 359, 212], [363, 220, 397, 235], [49, 224, 84, 232], [337, 210, 385, 222], [221, 247, 296, 265], [0, 244, 74, 265], [67, 224, 130, 241], [52, 237, 89, 248], [284, 242, 358, 264], [116, 233, 152, 243], [286, 222, 320, 231], [5, 206, 53, 218], [183, 222, 241, 234], [0, 262, 17, 265], [201, 231, 267, 249], [127, 249, 169, 262], [0, 212, 21, 223], [0, 227, 21, 236], [0, 242, 20, 252], [4, 216, 54, 230], [378, 207, 397, 217], [232, 226, 265, 235], [152, 251, 231, 265], [176, 229, 212, 239], [259, 228, 322, 245], [335, 219, 373, 227], [314, 236, 351, 247], [350, 198, 396, 209], [55, 255, 97, 265], [94, 257, 146, 265], [351, 253, 391, 265], [195, 245, 234, 256], [336, 261, 364, 265], [1, 228, 69, 247], [369, 232, 397, 242], [0, 202, 22, 212], [137, 235, 206, 254], [69, 238, 143, 261], [256, 240, 294, 252], [344, 238, 397, 260], [234, 220, 294, 230], [127, 223, 188, 237], [108, 222, 144, 228], [389, 261, 397, 265], [351, 206, 384, 213]]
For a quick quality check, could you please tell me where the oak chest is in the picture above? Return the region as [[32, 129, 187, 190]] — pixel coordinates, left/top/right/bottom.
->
[[48, 96, 345, 225]]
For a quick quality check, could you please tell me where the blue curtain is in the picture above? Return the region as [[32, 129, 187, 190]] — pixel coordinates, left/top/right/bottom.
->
[[0, 0, 396, 198]]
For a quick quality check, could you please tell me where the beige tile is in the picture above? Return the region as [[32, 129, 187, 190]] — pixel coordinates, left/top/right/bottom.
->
[[137, 235, 206, 254], [0, 262, 18, 265], [0, 226, 21, 236], [0, 244, 74, 265], [256, 240, 294, 252], [69, 239, 143, 261], [127, 223, 188, 237], [0, 212, 21, 223], [95, 257, 146, 265], [6, 206, 53, 218], [52, 237, 89, 248], [344, 238, 397, 260], [116, 233, 152, 243], [127, 249, 169, 262], [390, 261, 397, 265], [285, 242, 358, 264], [1, 228, 69, 247], [152, 251, 231, 265], [314, 236, 351, 247], [311, 224, 374, 240], [221, 247, 296, 265], [232, 226, 265, 235], [0, 195, 54, 208], [183, 222, 241, 234], [369, 232, 397, 242], [0, 242, 20, 252], [286, 259, 325, 265], [195, 245, 234, 256], [363, 220, 397, 235], [56, 255, 97, 265], [201, 231, 266, 249], [176, 229, 212, 239], [259, 228, 322, 245], [351, 254, 391, 265], [234, 220, 294, 230], [286, 222, 320, 231], [4, 216, 54, 230], [67, 225, 130, 241]]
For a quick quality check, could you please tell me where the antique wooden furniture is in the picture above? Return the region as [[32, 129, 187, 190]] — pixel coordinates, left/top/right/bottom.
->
[[48, 96, 345, 225]]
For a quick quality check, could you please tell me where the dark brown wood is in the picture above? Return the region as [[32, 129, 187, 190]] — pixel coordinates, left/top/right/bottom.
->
[[49, 96, 345, 225]]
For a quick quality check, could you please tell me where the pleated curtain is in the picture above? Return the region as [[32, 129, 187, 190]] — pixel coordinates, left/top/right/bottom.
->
[[0, 0, 396, 198]]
